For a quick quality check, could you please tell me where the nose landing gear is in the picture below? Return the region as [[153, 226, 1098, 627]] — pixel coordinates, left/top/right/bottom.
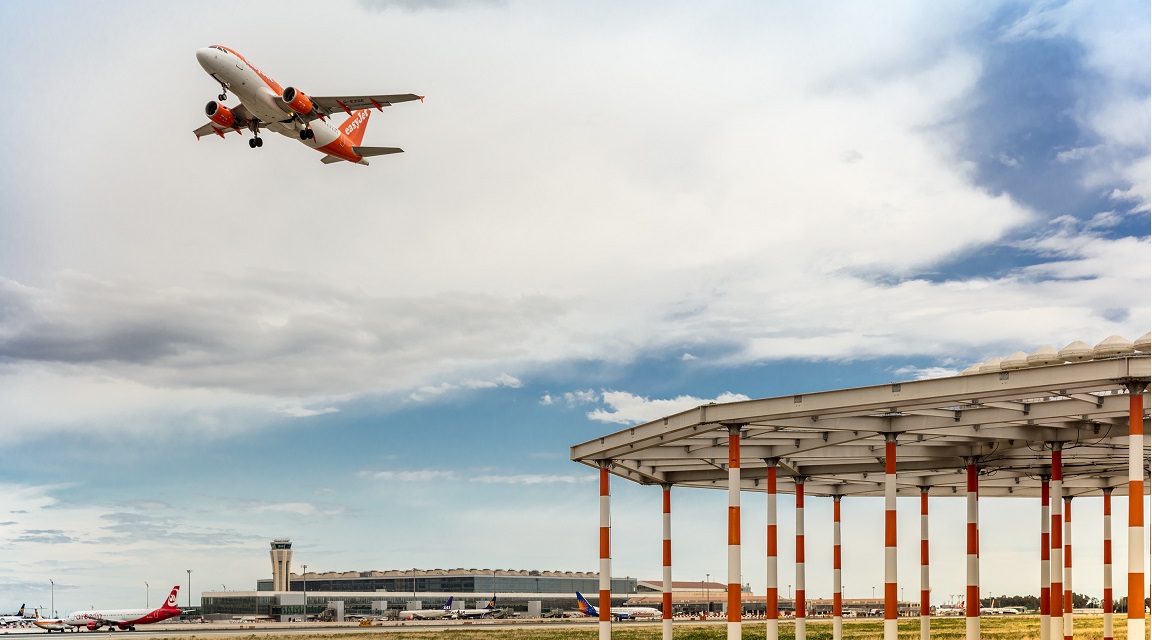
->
[[298, 128, 315, 140]]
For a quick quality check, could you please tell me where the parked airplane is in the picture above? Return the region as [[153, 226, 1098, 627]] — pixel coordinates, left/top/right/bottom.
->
[[400, 597, 454, 621], [575, 592, 660, 621], [455, 597, 500, 619], [33, 611, 69, 633], [63, 585, 182, 631], [936, 599, 964, 616], [0, 604, 28, 625], [193, 45, 421, 165]]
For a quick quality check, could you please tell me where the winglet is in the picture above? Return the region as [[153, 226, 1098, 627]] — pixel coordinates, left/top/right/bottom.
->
[[418, 96, 425, 103]]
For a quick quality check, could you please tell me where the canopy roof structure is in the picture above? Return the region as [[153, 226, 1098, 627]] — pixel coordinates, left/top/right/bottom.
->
[[571, 354, 1150, 498]]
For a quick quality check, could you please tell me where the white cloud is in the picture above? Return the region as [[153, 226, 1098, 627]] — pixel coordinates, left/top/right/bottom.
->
[[473, 474, 594, 485], [586, 390, 752, 426], [357, 469, 456, 482]]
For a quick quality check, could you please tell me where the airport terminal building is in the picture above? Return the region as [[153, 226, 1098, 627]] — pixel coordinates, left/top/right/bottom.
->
[[199, 540, 640, 620]]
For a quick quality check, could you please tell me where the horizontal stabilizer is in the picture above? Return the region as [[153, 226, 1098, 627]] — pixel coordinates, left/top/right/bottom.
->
[[320, 155, 345, 164], [353, 146, 404, 158]]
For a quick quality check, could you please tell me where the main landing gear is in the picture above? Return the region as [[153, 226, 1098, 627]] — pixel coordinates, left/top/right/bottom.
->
[[247, 119, 263, 148]]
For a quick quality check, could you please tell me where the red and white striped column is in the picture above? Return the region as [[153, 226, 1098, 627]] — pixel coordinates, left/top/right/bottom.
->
[[965, 461, 980, 640], [1063, 496, 1073, 640], [1040, 475, 1051, 640], [598, 462, 612, 640], [833, 494, 843, 640], [884, 434, 898, 640], [796, 477, 807, 640], [919, 487, 930, 640], [661, 484, 672, 640], [727, 426, 742, 640], [1125, 382, 1147, 640], [1050, 446, 1064, 640], [1103, 487, 1113, 640], [766, 462, 779, 640]]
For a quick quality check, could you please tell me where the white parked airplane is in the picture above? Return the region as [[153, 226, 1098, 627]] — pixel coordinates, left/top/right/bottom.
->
[[64, 585, 182, 631], [0, 604, 28, 625], [575, 592, 660, 621], [193, 45, 422, 165], [400, 597, 454, 621], [455, 597, 500, 619], [32, 611, 69, 633]]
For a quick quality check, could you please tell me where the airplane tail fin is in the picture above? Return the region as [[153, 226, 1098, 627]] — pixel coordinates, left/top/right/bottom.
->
[[17, 605, 24, 617], [575, 592, 598, 617], [484, 597, 496, 610], [339, 109, 372, 146], [161, 585, 182, 611], [441, 597, 453, 610]]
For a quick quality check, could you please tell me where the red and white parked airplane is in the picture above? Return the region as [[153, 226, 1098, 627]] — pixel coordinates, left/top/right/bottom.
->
[[193, 45, 422, 165], [62, 585, 183, 631]]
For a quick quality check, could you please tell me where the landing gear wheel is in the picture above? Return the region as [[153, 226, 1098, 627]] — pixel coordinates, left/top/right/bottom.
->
[[255, 137, 263, 147], [248, 138, 256, 148], [219, 93, 227, 101]]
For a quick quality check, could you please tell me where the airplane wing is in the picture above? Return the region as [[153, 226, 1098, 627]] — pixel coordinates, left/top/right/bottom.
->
[[301, 94, 422, 120], [193, 103, 265, 139]]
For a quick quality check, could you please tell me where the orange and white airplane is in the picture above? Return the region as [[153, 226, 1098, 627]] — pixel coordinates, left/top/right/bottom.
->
[[193, 45, 422, 165]]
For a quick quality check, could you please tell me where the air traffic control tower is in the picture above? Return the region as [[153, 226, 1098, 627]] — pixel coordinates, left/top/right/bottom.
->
[[270, 539, 293, 592]]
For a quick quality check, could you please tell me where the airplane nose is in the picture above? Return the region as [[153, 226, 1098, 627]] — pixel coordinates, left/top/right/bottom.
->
[[195, 47, 215, 69]]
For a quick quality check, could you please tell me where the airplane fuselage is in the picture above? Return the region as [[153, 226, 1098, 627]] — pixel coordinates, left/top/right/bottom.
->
[[65, 607, 180, 630], [195, 46, 360, 162]]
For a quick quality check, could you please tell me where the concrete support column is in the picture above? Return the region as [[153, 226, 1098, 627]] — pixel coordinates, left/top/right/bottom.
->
[[884, 434, 898, 640], [796, 477, 807, 640], [1063, 496, 1073, 640], [1125, 382, 1147, 640], [598, 462, 612, 640], [1103, 487, 1114, 640], [833, 494, 843, 640], [766, 461, 779, 640], [965, 461, 980, 640], [1050, 446, 1064, 640], [1041, 476, 1051, 640], [727, 426, 742, 640], [920, 487, 930, 640], [661, 484, 672, 640]]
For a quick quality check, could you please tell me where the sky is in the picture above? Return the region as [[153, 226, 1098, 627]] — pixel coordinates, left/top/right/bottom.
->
[[0, 0, 1149, 615]]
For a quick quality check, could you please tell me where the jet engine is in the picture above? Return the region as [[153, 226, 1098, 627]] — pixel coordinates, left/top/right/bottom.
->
[[205, 101, 236, 128], [281, 87, 314, 115], [85, 622, 100, 631]]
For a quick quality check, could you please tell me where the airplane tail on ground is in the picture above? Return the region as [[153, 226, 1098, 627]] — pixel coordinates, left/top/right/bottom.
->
[[440, 597, 454, 611], [160, 586, 183, 611], [575, 592, 598, 617], [17, 605, 24, 617]]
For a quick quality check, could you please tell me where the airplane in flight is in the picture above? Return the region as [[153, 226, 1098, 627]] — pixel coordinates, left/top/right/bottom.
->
[[32, 611, 69, 633], [0, 604, 28, 625], [454, 597, 500, 619], [575, 592, 660, 621], [399, 597, 454, 621], [193, 45, 422, 165], [63, 585, 183, 631]]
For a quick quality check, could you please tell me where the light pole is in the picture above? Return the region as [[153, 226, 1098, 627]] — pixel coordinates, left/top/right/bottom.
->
[[302, 564, 308, 622], [412, 568, 416, 598], [186, 570, 192, 610], [705, 573, 710, 614], [50, 579, 54, 618], [145, 582, 149, 608]]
